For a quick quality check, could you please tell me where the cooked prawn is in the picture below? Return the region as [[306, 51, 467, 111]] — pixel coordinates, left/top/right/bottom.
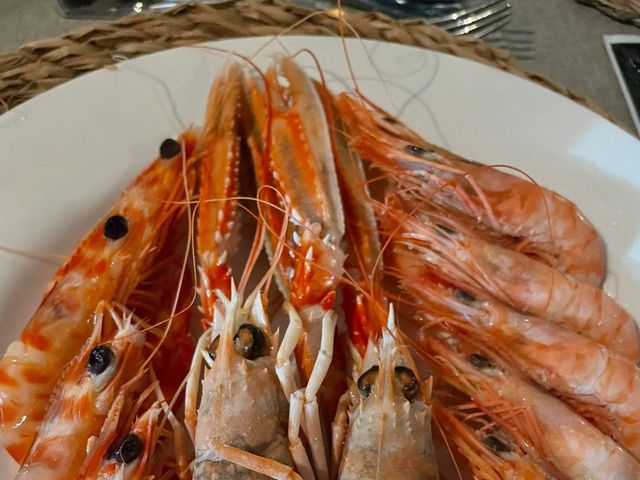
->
[[332, 307, 438, 480], [401, 273, 640, 461], [16, 302, 146, 479], [432, 402, 549, 480], [385, 206, 639, 361], [0, 130, 197, 465], [336, 92, 606, 287], [422, 332, 640, 479], [84, 401, 164, 480]]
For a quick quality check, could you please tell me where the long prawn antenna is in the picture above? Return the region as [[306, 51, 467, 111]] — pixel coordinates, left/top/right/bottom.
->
[[243, 186, 290, 309], [0, 245, 65, 264], [237, 212, 265, 299]]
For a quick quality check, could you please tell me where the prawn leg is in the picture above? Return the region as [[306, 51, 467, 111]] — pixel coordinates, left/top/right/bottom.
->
[[199, 442, 302, 480], [282, 310, 337, 480], [288, 391, 316, 480]]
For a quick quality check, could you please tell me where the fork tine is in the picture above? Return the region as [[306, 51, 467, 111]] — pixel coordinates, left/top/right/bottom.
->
[[485, 27, 536, 60], [428, 0, 506, 26], [431, 1, 511, 30], [447, 7, 512, 36], [501, 28, 535, 35], [488, 41, 534, 52], [495, 29, 535, 44], [470, 17, 512, 39]]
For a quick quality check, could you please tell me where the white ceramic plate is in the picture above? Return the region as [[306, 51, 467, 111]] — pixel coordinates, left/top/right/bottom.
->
[[1, 36, 639, 350]]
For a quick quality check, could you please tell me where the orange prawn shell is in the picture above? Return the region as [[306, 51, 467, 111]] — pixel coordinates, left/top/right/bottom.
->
[[197, 62, 246, 313], [432, 403, 548, 480], [336, 92, 606, 288], [0, 130, 197, 465], [81, 402, 164, 480], [16, 304, 146, 479], [422, 333, 640, 479]]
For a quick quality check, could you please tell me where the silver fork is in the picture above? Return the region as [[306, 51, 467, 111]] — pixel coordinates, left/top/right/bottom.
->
[[58, 0, 513, 40], [153, 0, 530, 59], [428, 0, 513, 37], [334, 0, 512, 37]]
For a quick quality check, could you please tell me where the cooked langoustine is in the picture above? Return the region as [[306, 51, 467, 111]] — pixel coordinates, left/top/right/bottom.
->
[[423, 332, 640, 479], [336, 92, 606, 287], [187, 61, 305, 480], [244, 56, 346, 480], [244, 55, 345, 379], [0, 130, 196, 466], [186, 60, 246, 441], [15, 302, 146, 479], [384, 205, 639, 361], [332, 307, 437, 480], [189, 282, 301, 480]]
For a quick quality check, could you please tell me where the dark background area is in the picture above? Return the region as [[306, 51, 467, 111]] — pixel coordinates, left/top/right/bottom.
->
[[612, 43, 640, 118]]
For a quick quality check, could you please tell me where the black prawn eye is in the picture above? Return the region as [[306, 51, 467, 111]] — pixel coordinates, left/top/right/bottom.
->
[[394, 366, 419, 400], [454, 289, 477, 304], [404, 144, 436, 158], [112, 433, 144, 464], [103, 215, 128, 240], [435, 224, 458, 236], [234, 324, 267, 360], [467, 353, 493, 370], [383, 116, 398, 125], [484, 435, 511, 455], [357, 365, 379, 398], [87, 345, 115, 375], [159, 138, 182, 160]]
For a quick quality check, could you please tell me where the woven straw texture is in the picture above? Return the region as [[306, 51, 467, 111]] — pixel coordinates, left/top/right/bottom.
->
[[0, 0, 625, 125], [577, 0, 640, 27]]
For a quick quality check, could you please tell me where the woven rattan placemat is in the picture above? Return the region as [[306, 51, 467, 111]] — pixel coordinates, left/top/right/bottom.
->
[[578, 0, 640, 27], [0, 0, 626, 126]]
